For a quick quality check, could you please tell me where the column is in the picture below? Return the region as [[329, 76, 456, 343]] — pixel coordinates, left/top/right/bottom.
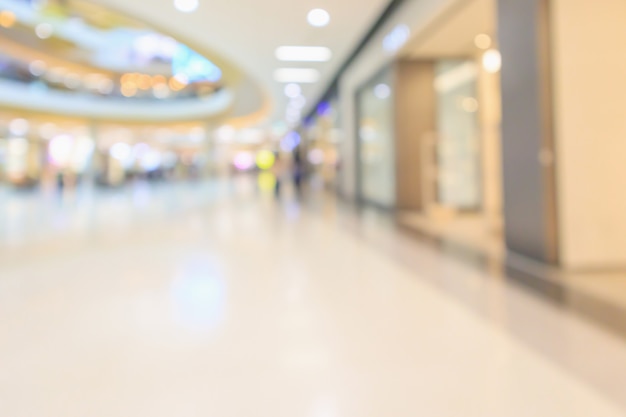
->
[[393, 60, 436, 211], [499, 0, 626, 269]]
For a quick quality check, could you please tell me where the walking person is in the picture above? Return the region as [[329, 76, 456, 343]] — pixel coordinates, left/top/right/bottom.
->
[[271, 151, 285, 198], [292, 147, 304, 196]]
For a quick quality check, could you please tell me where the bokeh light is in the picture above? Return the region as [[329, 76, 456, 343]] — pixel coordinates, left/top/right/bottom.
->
[[256, 150, 276, 171], [483, 49, 502, 73], [35, 23, 54, 39], [285, 83, 302, 98], [307, 8, 330, 27], [281, 131, 301, 152], [233, 152, 255, 171], [374, 83, 391, 99], [9, 119, 29, 136], [29, 60, 47, 77], [49, 134, 74, 167], [172, 45, 222, 83], [474, 34, 492, 50], [257, 171, 277, 192], [308, 148, 325, 165], [110, 142, 132, 163], [140, 149, 163, 171], [0, 10, 16, 28], [174, 0, 199, 13]]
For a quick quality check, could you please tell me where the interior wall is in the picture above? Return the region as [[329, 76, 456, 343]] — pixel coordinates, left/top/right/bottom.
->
[[551, 0, 626, 269], [498, 0, 559, 264]]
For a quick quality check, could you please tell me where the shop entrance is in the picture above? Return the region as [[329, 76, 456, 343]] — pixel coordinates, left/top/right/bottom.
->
[[396, 0, 503, 257]]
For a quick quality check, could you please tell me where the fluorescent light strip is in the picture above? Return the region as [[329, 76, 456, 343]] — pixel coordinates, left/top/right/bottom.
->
[[275, 46, 332, 62], [274, 68, 320, 83]]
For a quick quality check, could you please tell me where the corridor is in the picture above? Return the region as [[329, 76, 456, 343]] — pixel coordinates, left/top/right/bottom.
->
[[1, 180, 626, 417]]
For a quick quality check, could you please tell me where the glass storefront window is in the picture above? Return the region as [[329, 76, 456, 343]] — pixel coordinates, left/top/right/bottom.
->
[[357, 69, 396, 207], [434, 60, 481, 210]]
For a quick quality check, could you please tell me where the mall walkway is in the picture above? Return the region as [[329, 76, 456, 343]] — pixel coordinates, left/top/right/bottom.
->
[[1, 179, 626, 417]]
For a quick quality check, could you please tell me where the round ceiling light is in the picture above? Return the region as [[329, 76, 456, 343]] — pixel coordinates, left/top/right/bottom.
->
[[174, 0, 199, 13], [307, 8, 330, 27], [284, 83, 301, 98]]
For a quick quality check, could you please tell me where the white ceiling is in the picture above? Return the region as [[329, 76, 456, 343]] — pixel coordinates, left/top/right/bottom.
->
[[92, 0, 390, 126], [405, 0, 495, 58]]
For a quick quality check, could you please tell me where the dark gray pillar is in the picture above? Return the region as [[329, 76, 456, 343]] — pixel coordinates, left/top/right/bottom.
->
[[498, 0, 559, 264]]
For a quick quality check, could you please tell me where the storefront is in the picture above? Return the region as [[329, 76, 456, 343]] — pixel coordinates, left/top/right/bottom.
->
[[356, 69, 395, 207]]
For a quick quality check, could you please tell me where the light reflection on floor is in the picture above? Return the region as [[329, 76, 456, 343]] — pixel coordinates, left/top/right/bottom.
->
[[170, 255, 227, 332], [0, 178, 626, 417]]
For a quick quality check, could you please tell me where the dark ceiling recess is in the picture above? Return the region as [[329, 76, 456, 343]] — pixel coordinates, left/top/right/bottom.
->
[[305, 0, 407, 120]]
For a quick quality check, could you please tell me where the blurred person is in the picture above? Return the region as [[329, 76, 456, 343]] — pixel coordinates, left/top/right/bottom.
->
[[292, 147, 304, 196], [56, 171, 65, 191], [271, 151, 286, 198]]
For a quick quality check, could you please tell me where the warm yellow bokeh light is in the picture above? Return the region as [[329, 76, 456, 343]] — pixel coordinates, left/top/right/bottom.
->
[[257, 172, 276, 192], [138, 74, 152, 90], [151, 75, 167, 86], [121, 85, 138, 97], [256, 150, 276, 171], [121, 73, 138, 85], [474, 33, 492, 50], [169, 77, 187, 91], [0, 11, 16, 28]]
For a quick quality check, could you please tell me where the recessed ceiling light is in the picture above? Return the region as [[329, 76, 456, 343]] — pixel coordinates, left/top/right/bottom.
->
[[274, 68, 320, 83], [174, 0, 199, 13], [275, 46, 332, 62], [284, 83, 302, 98], [307, 8, 330, 27], [289, 95, 307, 109]]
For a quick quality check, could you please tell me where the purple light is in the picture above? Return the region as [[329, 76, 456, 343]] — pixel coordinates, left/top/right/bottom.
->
[[233, 152, 255, 171], [317, 101, 331, 116]]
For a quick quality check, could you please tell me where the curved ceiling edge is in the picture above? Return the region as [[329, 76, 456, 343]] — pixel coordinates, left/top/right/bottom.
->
[[88, 0, 270, 122], [0, 80, 234, 123]]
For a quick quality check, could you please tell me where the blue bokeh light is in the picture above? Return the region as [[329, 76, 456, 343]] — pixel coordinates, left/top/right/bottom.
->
[[172, 45, 222, 83], [281, 131, 301, 152]]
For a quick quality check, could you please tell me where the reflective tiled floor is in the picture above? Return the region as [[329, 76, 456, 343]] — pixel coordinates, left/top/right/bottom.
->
[[1, 178, 626, 417]]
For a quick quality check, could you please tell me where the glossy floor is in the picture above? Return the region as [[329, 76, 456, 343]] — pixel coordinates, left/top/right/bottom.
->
[[1, 179, 626, 417]]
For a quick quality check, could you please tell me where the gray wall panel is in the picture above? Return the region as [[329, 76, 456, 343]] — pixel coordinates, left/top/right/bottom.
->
[[498, 0, 557, 263]]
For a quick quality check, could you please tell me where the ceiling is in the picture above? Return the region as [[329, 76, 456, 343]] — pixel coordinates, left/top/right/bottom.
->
[[92, 0, 390, 127], [405, 0, 495, 58]]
